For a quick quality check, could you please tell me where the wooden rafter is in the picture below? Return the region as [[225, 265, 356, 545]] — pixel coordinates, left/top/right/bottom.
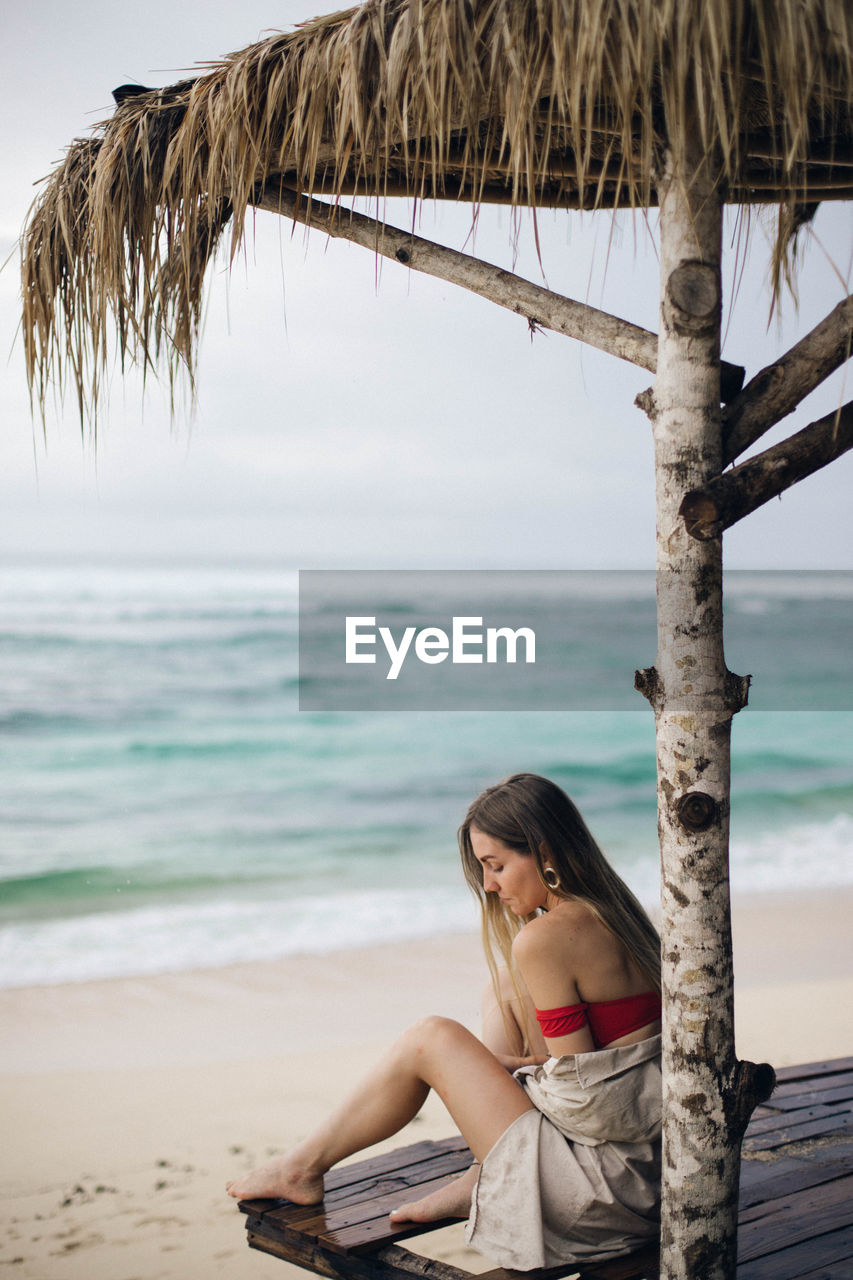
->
[[255, 185, 746, 399], [682, 401, 853, 539], [722, 295, 853, 464]]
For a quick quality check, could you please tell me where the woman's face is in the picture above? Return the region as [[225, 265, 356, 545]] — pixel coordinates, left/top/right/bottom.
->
[[470, 826, 550, 915]]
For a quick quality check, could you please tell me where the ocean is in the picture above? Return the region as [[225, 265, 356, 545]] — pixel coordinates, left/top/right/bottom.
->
[[1, 561, 851, 989]]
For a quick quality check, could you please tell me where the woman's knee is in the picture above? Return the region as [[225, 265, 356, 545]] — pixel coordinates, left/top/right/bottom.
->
[[397, 1014, 472, 1058]]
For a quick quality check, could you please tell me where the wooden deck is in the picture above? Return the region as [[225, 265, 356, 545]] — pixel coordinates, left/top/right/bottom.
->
[[737, 1055, 853, 1278], [241, 1054, 853, 1279]]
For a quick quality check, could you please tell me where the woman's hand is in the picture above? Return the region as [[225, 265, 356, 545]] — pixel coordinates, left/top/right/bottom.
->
[[492, 1051, 548, 1072]]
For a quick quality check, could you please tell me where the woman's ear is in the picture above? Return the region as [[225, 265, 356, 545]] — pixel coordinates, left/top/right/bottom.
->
[[537, 840, 554, 868]]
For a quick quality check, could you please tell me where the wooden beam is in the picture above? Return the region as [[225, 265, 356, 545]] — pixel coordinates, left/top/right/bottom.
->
[[745, 143, 853, 169], [722, 295, 853, 464], [269, 174, 641, 210], [253, 184, 745, 398], [732, 187, 853, 202], [735, 171, 853, 191], [246, 1228, 480, 1280], [346, 142, 644, 185], [259, 169, 853, 210], [681, 401, 853, 540]]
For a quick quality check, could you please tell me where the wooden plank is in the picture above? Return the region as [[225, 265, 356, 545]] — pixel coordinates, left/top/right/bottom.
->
[[739, 1155, 810, 1195], [319, 1135, 468, 1175], [380, 1243, 498, 1280], [320, 1149, 472, 1207], [738, 1151, 853, 1210], [247, 1228, 483, 1280], [296, 1174, 469, 1254], [772, 1057, 853, 1083], [790, 1262, 853, 1280], [800, 1140, 853, 1166], [746, 1103, 853, 1136], [246, 1196, 462, 1260], [253, 1150, 473, 1231], [768, 1081, 853, 1110], [732, 1157, 845, 1213], [735, 1225, 853, 1280], [320, 1193, 469, 1254], [758, 1083, 853, 1113], [771, 1069, 853, 1099], [744, 1111, 853, 1153], [737, 1174, 853, 1262], [739, 1170, 853, 1226], [247, 1230, 370, 1280], [240, 1138, 472, 1218]]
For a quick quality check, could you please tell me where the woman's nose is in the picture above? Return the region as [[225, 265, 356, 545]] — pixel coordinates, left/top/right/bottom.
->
[[483, 871, 498, 892]]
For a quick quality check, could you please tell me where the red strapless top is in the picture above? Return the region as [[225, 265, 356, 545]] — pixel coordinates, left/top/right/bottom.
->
[[535, 991, 661, 1049]]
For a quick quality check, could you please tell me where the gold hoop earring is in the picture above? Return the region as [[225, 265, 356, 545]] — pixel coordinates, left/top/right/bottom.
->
[[543, 866, 561, 891]]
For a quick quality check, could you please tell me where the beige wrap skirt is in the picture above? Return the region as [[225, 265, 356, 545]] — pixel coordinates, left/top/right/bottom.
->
[[465, 1034, 662, 1271]]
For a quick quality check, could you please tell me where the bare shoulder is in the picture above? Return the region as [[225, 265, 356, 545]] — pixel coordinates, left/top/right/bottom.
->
[[513, 899, 613, 968], [549, 897, 603, 933], [510, 910, 551, 959], [511, 903, 598, 1006], [512, 899, 599, 965]]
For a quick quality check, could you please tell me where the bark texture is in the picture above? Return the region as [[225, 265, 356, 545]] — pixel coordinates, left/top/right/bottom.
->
[[647, 145, 773, 1280]]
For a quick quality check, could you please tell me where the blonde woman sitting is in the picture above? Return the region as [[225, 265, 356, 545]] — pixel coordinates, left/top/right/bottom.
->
[[227, 773, 662, 1270]]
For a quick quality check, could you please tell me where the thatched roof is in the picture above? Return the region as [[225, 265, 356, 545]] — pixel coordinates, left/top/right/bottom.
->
[[22, 0, 853, 423]]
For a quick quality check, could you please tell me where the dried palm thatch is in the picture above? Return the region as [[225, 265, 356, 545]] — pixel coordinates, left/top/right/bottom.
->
[[22, 0, 853, 425]]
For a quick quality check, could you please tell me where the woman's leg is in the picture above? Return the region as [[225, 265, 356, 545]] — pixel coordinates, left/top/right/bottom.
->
[[226, 1015, 534, 1204], [390, 975, 547, 1225]]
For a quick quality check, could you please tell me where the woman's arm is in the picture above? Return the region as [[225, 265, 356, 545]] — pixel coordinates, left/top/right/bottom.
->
[[491, 1049, 550, 1072]]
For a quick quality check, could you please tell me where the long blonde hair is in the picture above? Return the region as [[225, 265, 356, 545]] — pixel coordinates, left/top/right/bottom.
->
[[459, 774, 660, 1043]]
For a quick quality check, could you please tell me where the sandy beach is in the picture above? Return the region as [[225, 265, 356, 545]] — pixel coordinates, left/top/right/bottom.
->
[[2, 888, 851, 1280]]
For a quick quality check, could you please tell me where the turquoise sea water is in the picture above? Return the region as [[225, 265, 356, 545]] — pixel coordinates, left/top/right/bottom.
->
[[1, 561, 851, 988]]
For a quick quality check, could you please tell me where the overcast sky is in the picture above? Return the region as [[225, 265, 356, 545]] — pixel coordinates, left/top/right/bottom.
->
[[1, 0, 851, 570]]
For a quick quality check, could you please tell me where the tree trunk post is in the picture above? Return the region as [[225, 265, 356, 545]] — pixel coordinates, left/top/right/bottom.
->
[[640, 140, 767, 1279]]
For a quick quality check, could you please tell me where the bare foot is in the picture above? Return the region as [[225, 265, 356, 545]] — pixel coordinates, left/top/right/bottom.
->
[[389, 1164, 478, 1224], [226, 1154, 324, 1203]]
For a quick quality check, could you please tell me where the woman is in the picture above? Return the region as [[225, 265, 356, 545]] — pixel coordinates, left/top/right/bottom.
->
[[227, 774, 662, 1270]]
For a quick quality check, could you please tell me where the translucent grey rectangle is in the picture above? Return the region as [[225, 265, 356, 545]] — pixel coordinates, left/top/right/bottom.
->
[[298, 570, 853, 711]]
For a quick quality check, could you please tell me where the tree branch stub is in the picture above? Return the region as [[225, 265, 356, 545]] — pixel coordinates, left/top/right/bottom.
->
[[634, 665, 661, 709], [665, 261, 721, 336], [676, 791, 719, 832]]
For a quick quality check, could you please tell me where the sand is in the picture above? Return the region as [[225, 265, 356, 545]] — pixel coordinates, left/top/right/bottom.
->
[[2, 889, 851, 1280]]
